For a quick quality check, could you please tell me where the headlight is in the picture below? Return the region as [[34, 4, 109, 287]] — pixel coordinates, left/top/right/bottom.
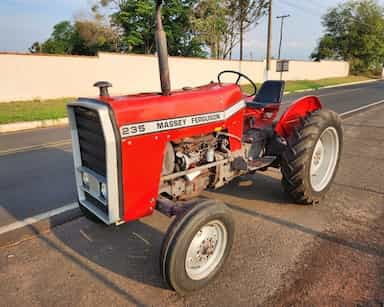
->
[[100, 182, 107, 199], [82, 172, 90, 187]]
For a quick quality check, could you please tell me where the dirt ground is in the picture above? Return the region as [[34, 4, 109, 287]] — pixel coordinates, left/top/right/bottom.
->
[[267, 108, 384, 307], [267, 194, 384, 307]]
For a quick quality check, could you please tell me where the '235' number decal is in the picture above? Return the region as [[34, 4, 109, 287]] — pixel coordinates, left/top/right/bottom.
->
[[121, 124, 145, 136]]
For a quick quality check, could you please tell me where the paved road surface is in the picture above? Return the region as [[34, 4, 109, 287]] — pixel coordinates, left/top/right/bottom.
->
[[0, 80, 383, 228], [1, 105, 383, 306]]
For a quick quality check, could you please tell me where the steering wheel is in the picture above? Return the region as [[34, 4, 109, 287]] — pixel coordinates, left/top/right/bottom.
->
[[218, 70, 257, 97]]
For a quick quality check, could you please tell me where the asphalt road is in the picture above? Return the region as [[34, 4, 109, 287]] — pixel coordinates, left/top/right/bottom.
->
[[0, 80, 383, 229], [1, 105, 383, 306]]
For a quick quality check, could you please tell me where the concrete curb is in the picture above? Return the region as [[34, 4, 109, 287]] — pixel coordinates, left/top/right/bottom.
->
[[0, 79, 381, 133], [0, 118, 68, 133]]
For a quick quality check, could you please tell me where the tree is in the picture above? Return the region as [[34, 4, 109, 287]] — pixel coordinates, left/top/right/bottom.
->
[[29, 42, 42, 53], [40, 21, 76, 54], [191, 0, 228, 59], [231, 0, 268, 60], [73, 19, 120, 55], [312, 0, 384, 73], [31, 19, 119, 56], [192, 0, 267, 60], [97, 0, 207, 57]]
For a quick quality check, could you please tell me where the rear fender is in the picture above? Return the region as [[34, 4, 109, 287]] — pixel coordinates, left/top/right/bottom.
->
[[275, 96, 322, 139]]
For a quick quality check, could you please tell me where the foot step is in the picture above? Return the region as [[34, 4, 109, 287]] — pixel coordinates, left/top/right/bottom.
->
[[247, 156, 276, 171]]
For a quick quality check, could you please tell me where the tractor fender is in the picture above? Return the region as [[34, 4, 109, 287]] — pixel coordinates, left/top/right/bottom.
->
[[275, 95, 322, 139]]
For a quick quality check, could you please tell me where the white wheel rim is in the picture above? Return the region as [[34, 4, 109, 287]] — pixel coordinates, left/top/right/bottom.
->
[[310, 127, 339, 192], [185, 220, 228, 281]]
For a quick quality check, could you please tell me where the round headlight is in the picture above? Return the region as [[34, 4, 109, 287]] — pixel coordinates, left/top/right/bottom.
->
[[82, 173, 90, 186], [100, 182, 107, 199]]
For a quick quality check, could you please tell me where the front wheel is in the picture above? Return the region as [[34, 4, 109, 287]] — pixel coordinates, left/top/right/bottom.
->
[[280, 109, 343, 204], [160, 199, 235, 295]]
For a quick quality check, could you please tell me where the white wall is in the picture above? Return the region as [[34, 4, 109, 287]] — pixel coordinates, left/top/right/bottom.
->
[[0, 52, 349, 102]]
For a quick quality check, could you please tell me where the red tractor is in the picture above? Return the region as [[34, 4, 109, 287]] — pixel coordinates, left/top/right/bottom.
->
[[68, 1, 342, 295]]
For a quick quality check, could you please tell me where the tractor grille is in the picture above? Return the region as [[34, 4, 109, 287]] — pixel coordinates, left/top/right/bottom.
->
[[74, 107, 106, 177]]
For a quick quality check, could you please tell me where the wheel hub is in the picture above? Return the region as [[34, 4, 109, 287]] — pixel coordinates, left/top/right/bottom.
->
[[185, 220, 228, 280], [312, 140, 324, 167], [310, 127, 339, 192]]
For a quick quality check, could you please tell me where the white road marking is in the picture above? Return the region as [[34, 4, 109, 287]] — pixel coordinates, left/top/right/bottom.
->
[[80, 229, 93, 242], [0, 203, 78, 235], [132, 232, 151, 246], [0, 99, 384, 237], [0, 139, 71, 157], [318, 87, 364, 98], [281, 87, 368, 106], [340, 99, 384, 117]]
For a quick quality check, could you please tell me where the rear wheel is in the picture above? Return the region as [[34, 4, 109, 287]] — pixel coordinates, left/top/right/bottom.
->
[[160, 199, 234, 295], [280, 109, 343, 204]]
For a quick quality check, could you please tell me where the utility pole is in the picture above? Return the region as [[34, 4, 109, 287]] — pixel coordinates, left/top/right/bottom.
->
[[276, 14, 290, 80], [265, 0, 273, 80], [240, 0, 244, 61], [277, 14, 290, 60]]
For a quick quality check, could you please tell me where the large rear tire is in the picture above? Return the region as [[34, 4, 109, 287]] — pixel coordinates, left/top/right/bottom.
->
[[160, 199, 234, 295], [280, 108, 343, 204]]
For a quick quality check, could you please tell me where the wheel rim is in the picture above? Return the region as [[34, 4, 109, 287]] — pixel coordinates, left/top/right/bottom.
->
[[310, 126, 339, 192], [185, 220, 228, 281]]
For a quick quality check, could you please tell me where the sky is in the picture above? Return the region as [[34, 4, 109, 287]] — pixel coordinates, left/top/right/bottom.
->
[[0, 0, 377, 60]]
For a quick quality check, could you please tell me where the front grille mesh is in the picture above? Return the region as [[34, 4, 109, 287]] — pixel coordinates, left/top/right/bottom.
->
[[74, 107, 106, 177]]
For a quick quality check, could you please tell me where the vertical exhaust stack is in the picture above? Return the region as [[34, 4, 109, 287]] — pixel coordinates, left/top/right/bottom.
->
[[155, 0, 171, 96]]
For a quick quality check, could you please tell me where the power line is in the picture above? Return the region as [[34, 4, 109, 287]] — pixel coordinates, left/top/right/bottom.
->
[[278, 0, 381, 30], [304, 0, 330, 11], [277, 0, 323, 17]]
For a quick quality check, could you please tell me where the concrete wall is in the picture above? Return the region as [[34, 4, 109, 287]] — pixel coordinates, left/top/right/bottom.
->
[[0, 52, 349, 102]]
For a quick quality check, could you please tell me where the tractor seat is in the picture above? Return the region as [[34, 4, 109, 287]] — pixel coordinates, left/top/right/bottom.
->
[[247, 80, 285, 109]]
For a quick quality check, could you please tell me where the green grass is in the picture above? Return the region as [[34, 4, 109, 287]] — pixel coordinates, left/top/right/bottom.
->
[[0, 98, 73, 125], [0, 75, 376, 125], [242, 75, 374, 95]]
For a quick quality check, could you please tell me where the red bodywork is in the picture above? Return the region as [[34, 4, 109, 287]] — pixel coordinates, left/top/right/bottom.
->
[[275, 96, 322, 138], [98, 83, 321, 222]]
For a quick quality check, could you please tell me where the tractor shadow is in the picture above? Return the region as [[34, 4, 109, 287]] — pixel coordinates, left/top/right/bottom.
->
[[214, 171, 290, 205], [1, 143, 169, 301], [51, 217, 169, 290], [44, 170, 289, 297]]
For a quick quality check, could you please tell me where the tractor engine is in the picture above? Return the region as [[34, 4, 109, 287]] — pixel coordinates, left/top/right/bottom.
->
[[160, 134, 221, 200], [173, 135, 217, 173], [159, 130, 270, 201]]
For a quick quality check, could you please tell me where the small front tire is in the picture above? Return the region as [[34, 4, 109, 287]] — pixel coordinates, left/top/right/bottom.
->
[[160, 199, 235, 295]]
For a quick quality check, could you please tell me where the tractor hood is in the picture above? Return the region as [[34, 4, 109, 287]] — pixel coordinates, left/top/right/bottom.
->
[[92, 83, 244, 133]]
